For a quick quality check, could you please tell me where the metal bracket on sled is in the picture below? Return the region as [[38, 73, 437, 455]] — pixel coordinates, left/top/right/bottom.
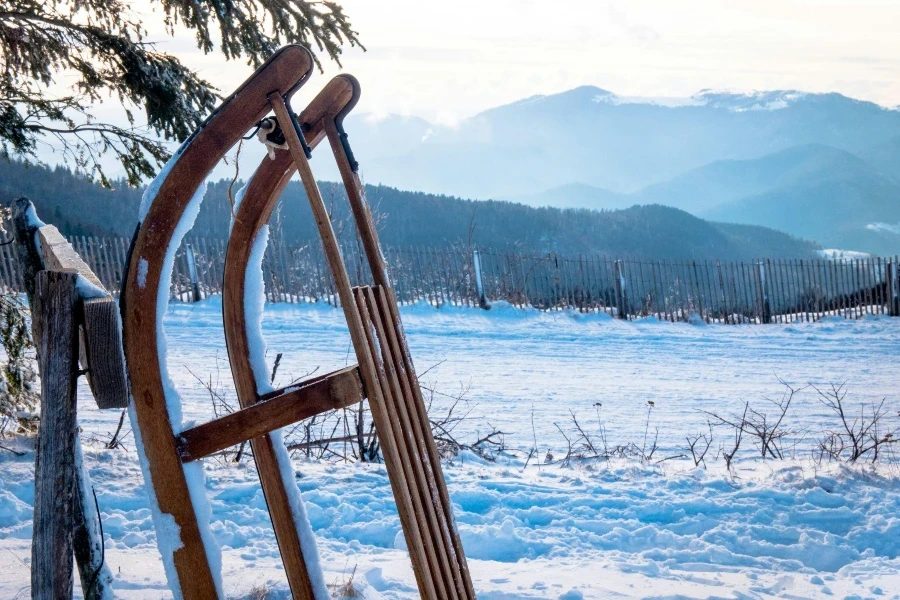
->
[[121, 45, 476, 600]]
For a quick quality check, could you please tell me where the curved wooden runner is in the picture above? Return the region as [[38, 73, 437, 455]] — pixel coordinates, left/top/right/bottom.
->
[[120, 46, 314, 599], [221, 76, 358, 600]]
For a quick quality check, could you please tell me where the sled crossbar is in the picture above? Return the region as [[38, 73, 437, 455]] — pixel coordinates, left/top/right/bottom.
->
[[176, 365, 364, 462]]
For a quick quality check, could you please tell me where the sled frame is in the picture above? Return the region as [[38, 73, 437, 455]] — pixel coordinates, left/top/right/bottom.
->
[[121, 46, 474, 600]]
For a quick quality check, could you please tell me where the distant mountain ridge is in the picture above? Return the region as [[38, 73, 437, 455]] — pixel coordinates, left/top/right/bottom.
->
[[510, 141, 900, 255], [7, 85, 899, 256], [0, 159, 819, 260], [324, 86, 900, 201]]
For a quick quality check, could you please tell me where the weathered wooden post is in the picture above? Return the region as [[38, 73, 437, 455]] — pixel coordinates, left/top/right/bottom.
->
[[888, 259, 900, 317], [185, 243, 202, 302], [756, 261, 771, 324], [614, 260, 628, 319], [13, 198, 120, 600], [31, 270, 79, 600], [716, 261, 729, 324], [473, 249, 488, 309]]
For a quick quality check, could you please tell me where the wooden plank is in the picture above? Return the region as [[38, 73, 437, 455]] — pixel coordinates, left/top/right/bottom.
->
[[659, 260, 670, 321], [359, 286, 458, 599], [31, 270, 79, 600], [769, 260, 780, 323], [691, 260, 705, 322], [816, 259, 825, 317], [369, 284, 469, 596], [99, 238, 116, 292], [38, 227, 101, 287], [893, 258, 900, 316], [867, 258, 875, 315], [869, 257, 879, 314], [797, 258, 810, 323], [856, 258, 870, 317], [81, 298, 128, 409], [873, 258, 880, 315], [736, 262, 749, 322], [39, 227, 128, 409], [326, 113, 477, 598], [781, 259, 791, 322], [0, 236, 15, 293], [809, 259, 820, 320], [844, 259, 853, 317], [734, 262, 745, 321], [782, 259, 794, 322], [178, 366, 364, 462], [805, 259, 814, 321], [700, 260, 713, 322], [833, 258, 843, 317], [351, 289, 442, 598], [812, 259, 822, 320], [111, 237, 127, 296]]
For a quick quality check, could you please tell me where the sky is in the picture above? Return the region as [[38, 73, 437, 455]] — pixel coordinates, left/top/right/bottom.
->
[[160, 0, 900, 125], [31, 0, 900, 179]]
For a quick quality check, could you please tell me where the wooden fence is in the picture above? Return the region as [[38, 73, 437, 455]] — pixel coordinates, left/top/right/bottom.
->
[[0, 235, 897, 323]]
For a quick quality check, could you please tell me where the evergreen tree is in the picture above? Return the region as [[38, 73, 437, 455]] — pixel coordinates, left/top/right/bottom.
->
[[0, 0, 362, 187]]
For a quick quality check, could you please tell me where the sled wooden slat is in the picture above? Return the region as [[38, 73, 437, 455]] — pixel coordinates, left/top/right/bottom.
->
[[269, 89, 443, 599], [350, 286, 440, 599], [326, 116, 478, 599], [358, 285, 464, 599], [176, 365, 364, 462], [120, 45, 314, 600]]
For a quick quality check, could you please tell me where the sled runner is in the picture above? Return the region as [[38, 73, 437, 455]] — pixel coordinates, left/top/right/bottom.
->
[[121, 45, 475, 600]]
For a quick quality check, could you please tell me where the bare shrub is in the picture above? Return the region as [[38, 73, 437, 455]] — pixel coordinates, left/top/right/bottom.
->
[[330, 565, 363, 599], [813, 382, 898, 463], [546, 402, 684, 467], [686, 422, 714, 467], [706, 380, 801, 462], [719, 402, 748, 471]]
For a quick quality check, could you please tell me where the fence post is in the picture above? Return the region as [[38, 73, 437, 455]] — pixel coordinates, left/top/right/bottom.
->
[[716, 261, 729, 324], [756, 261, 771, 324], [31, 270, 79, 600], [473, 249, 489, 309], [614, 260, 628, 319], [185, 243, 202, 302], [888, 260, 900, 317]]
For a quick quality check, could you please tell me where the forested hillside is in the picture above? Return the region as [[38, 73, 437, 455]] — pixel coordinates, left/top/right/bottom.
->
[[0, 159, 819, 260]]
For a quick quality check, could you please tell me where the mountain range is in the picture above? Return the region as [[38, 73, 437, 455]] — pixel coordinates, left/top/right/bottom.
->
[[319, 87, 900, 254], [4, 86, 899, 257], [0, 159, 817, 260]]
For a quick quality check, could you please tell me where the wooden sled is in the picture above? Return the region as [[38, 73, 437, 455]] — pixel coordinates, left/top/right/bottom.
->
[[121, 45, 475, 600]]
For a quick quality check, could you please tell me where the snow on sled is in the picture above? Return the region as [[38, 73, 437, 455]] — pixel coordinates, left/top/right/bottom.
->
[[120, 45, 475, 600]]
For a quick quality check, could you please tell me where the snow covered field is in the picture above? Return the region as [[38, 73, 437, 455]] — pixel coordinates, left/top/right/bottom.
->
[[3, 299, 900, 599]]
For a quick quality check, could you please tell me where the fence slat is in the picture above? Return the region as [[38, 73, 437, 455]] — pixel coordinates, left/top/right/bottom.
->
[[6, 233, 900, 323]]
